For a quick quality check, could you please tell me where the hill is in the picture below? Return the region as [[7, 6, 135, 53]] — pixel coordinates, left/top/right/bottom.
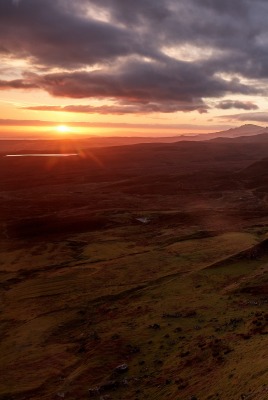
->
[[211, 131, 268, 143], [1, 136, 268, 400]]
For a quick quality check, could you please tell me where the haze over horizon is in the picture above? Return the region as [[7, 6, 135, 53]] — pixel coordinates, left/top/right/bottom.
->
[[2, 1, 268, 137]]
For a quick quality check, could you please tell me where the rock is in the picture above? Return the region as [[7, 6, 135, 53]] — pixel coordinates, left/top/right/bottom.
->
[[185, 310, 197, 318], [114, 364, 129, 374], [136, 217, 150, 224], [126, 344, 140, 354], [149, 323, 161, 329], [100, 380, 120, 392], [180, 351, 190, 357], [162, 312, 182, 318]]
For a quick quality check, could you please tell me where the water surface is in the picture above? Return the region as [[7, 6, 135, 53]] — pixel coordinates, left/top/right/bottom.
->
[[5, 153, 78, 157]]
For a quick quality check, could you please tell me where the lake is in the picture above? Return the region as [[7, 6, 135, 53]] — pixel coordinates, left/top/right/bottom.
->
[[5, 154, 78, 157]]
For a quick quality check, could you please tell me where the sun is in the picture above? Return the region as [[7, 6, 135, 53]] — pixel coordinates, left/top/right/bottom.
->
[[55, 125, 71, 135]]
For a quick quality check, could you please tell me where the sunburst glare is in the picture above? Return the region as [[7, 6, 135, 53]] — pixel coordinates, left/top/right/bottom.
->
[[56, 125, 71, 135]]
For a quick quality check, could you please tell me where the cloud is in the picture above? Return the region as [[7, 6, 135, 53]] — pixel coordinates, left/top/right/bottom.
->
[[192, 0, 248, 17], [0, 59, 259, 115], [0, 119, 53, 126], [0, 0, 159, 68], [216, 100, 259, 110], [220, 112, 268, 123], [0, 58, 257, 114], [22, 103, 207, 115], [0, 78, 38, 89], [1, 0, 268, 114]]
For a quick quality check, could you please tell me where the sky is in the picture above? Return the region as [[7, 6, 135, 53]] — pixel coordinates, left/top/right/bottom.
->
[[1, 0, 268, 138]]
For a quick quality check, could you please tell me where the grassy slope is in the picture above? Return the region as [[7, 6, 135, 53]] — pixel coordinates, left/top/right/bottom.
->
[[1, 141, 268, 399], [1, 221, 267, 400]]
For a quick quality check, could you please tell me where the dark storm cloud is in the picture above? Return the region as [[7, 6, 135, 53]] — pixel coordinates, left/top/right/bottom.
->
[[0, 78, 37, 89], [0, 0, 157, 68], [0, 59, 259, 114], [216, 101, 259, 111], [1, 0, 268, 113], [192, 0, 248, 16], [4, 58, 255, 114], [87, 0, 171, 27], [93, 0, 253, 53]]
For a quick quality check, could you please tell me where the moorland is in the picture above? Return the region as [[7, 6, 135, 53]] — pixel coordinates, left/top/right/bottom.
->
[[1, 126, 268, 400]]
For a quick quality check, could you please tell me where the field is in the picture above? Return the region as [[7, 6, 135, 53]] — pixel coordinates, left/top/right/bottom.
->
[[0, 138, 268, 400]]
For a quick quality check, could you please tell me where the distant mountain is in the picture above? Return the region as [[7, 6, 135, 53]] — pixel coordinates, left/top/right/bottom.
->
[[186, 124, 266, 141], [212, 124, 265, 138], [167, 124, 266, 143], [210, 131, 268, 143]]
